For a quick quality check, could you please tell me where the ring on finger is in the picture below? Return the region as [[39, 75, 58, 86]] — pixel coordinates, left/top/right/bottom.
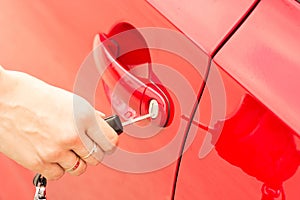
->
[[65, 156, 80, 172], [82, 142, 97, 159]]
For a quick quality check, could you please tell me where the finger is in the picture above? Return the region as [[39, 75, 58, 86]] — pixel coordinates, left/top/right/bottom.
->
[[72, 133, 104, 164], [95, 110, 105, 118], [40, 163, 65, 181], [57, 151, 87, 176], [86, 115, 118, 153]]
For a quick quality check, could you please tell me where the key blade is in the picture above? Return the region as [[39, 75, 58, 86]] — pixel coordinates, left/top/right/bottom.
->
[[121, 99, 159, 127], [122, 113, 151, 127]]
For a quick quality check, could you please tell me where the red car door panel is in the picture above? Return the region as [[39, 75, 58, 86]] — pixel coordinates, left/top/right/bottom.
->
[[174, 64, 300, 199], [214, 0, 300, 135], [147, 0, 259, 56], [175, 0, 300, 199]]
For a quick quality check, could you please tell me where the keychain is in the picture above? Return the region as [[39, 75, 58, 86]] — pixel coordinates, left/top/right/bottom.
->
[[33, 173, 47, 200]]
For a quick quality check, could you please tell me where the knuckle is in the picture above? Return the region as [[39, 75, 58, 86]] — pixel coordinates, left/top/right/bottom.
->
[[103, 137, 117, 153], [103, 144, 114, 153], [31, 157, 46, 171], [47, 171, 64, 181], [40, 147, 61, 161], [40, 165, 64, 181], [105, 145, 117, 154], [104, 127, 119, 147], [109, 134, 119, 146], [73, 96, 93, 121], [68, 134, 80, 146], [61, 132, 81, 147]]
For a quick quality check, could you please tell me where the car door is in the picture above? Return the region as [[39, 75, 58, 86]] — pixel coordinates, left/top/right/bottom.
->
[[172, 0, 300, 199], [0, 0, 208, 199]]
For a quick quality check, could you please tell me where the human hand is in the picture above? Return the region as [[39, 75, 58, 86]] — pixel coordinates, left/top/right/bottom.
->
[[0, 66, 118, 180]]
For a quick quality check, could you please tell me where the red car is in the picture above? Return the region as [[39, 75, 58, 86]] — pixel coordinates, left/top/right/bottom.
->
[[0, 0, 299, 199]]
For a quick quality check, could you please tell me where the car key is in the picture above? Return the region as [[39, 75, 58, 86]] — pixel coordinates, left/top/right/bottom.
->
[[33, 100, 159, 200], [104, 99, 159, 134]]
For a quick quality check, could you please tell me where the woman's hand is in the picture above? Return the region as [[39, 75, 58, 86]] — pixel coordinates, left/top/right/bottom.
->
[[0, 66, 118, 180]]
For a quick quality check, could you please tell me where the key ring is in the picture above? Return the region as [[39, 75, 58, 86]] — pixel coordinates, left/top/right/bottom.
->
[[33, 173, 47, 200]]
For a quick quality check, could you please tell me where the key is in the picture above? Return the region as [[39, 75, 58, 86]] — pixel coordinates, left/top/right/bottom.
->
[[33, 173, 47, 200], [104, 99, 159, 134]]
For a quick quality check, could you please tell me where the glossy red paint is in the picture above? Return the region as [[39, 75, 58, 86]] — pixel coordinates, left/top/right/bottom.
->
[[175, 64, 300, 199], [148, 0, 259, 55], [0, 0, 299, 199], [214, 94, 299, 190], [214, 0, 300, 135], [175, 0, 300, 199]]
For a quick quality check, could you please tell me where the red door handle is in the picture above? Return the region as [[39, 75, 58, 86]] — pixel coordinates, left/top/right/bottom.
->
[[93, 23, 173, 127]]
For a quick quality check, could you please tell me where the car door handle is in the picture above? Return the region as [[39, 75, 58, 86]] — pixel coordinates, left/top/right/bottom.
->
[[93, 23, 173, 127]]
